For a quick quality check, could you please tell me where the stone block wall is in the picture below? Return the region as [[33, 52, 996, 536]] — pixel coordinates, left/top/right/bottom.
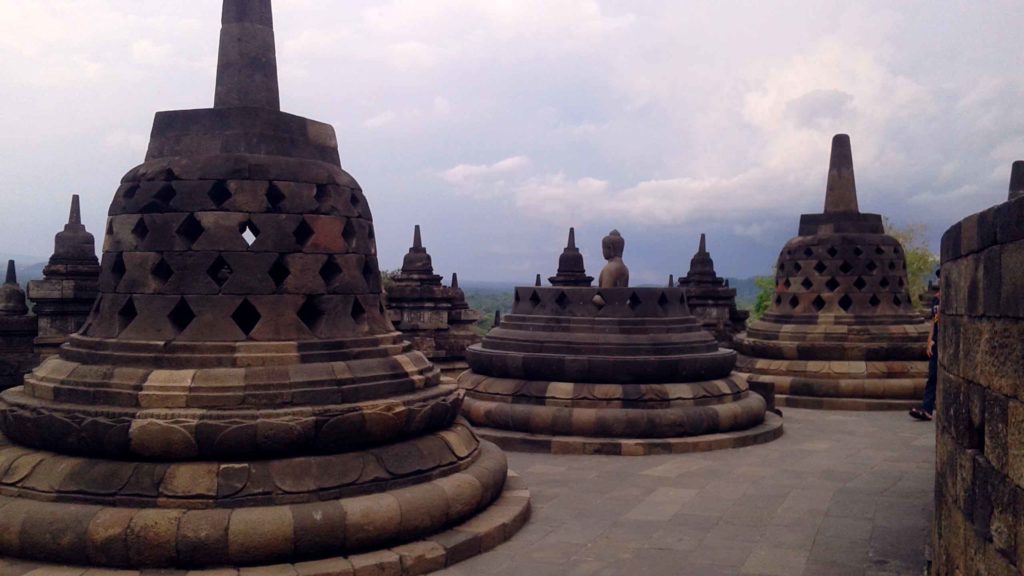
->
[[933, 193, 1024, 574]]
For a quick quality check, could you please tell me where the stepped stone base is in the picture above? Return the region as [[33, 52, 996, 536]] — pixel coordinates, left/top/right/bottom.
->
[[0, 469, 529, 576], [776, 394, 917, 411], [473, 412, 783, 455]]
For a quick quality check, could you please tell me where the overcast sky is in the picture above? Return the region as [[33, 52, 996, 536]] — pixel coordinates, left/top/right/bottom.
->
[[1, 0, 1021, 284]]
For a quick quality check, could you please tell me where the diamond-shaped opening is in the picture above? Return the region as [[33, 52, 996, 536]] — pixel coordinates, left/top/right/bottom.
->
[[298, 296, 324, 333], [875, 246, 885, 255], [240, 220, 260, 247], [362, 258, 376, 285], [131, 217, 149, 241], [291, 219, 314, 247], [123, 184, 139, 200], [176, 214, 205, 245], [893, 247, 901, 255], [866, 260, 878, 272], [853, 276, 867, 291], [151, 258, 174, 283], [208, 181, 231, 207], [155, 183, 176, 205], [839, 261, 853, 274], [854, 247, 864, 257], [160, 167, 177, 181], [812, 295, 826, 311], [814, 261, 828, 274], [880, 277, 891, 289], [893, 294, 903, 307], [350, 297, 367, 324], [838, 294, 853, 312], [793, 262, 803, 273], [320, 257, 342, 286], [658, 292, 670, 307], [778, 263, 786, 274], [269, 256, 290, 289], [628, 292, 642, 310], [825, 277, 840, 292], [529, 290, 541, 306], [207, 255, 232, 288], [349, 189, 362, 211], [801, 277, 814, 290], [555, 291, 570, 309], [788, 295, 800, 309], [231, 299, 261, 336], [888, 262, 897, 271], [314, 184, 330, 204], [367, 224, 377, 255], [898, 278, 905, 288], [266, 183, 286, 211], [117, 297, 137, 333], [869, 294, 881, 307], [775, 296, 782, 306], [803, 247, 814, 257], [168, 297, 196, 333], [826, 246, 838, 258], [783, 278, 792, 289], [342, 219, 357, 248], [111, 253, 126, 284], [514, 291, 521, 303]]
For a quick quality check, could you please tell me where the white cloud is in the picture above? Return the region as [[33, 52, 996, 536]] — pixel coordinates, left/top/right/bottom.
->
[[440, 156, 531, 185]]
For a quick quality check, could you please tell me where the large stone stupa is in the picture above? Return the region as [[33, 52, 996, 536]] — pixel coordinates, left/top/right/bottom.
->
[[733, 134, 930, 410], [678, 233, 749, 347], [0, 1, 527, 573], [27, 194, 101, 357], [385, 225, 482, 377], [458, 230, 782, 455]]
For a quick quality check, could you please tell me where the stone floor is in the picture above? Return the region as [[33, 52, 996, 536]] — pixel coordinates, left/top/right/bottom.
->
[[438, 408, 935, 576]]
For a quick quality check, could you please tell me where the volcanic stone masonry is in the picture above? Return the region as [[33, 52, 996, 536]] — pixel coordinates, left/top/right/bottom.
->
[[733, 134, 930, 410], [0, 261, 37, 391], [0, 1, 528, 573], [678, 233, 749, 347], [932, 161, 1024, 575], [27, 194, 101, 358], [458, 229, 782, 455], [385, 225, 481, 377]]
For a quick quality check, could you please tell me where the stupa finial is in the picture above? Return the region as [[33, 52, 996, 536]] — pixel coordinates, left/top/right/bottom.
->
[[824, 134, 859, 214], [535, 274, 542, 287], [215, 0, 280, 110], [69, 194, 82, 226], [5, 260, 16, 285], [669, 274, 674, 287], [568, 227, 577, 249], [1009, 161, 1024, 201], [698, 233, 707, 254], [413, 224, 423, 249], [451, 272, 459, 289]]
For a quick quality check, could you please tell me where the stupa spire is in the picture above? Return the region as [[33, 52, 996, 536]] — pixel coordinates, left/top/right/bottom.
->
[[413, 224, 423, 249], [4, 260, 15, 285], [568, 227, 577, 249], [698, 233, 707, 254], [1009, 161, 1024, 201], [824, 134, 859, 214], [451, 272, 459, 289], [68, 194, 81, 225], [215, 0, 280, 110], [549, 227, 593, 287]]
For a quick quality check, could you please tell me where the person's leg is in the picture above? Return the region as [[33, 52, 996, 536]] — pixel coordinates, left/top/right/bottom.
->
[[921, 352, 938, 414]]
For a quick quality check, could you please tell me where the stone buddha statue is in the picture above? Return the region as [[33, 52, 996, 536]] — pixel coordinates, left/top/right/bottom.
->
[[598, 229, 629, 288]]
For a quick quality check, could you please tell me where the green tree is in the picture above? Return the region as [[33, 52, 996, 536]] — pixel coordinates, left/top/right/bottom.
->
[[751, 271, 777, 321], [883, 218, 938, 309]]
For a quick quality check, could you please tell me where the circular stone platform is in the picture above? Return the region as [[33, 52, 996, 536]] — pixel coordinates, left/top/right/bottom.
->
[[458, 285, 782, 453]]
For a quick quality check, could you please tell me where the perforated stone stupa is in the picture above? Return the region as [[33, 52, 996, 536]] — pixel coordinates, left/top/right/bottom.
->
[[678, 233, 749, 346], [733, 134, 929, 410], [0, 1, 527, 572], [27, 194, 101, 357], [385, 225, 481, 377], [0, 261, 37, 390], [458, 230, 782, 455]]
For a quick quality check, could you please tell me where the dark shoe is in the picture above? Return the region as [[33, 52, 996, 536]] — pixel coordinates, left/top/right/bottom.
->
[[909, 408, 933, 421]]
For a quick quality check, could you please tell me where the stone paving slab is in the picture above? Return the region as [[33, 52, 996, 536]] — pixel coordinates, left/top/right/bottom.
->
[[435, 408, 934, 576]]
